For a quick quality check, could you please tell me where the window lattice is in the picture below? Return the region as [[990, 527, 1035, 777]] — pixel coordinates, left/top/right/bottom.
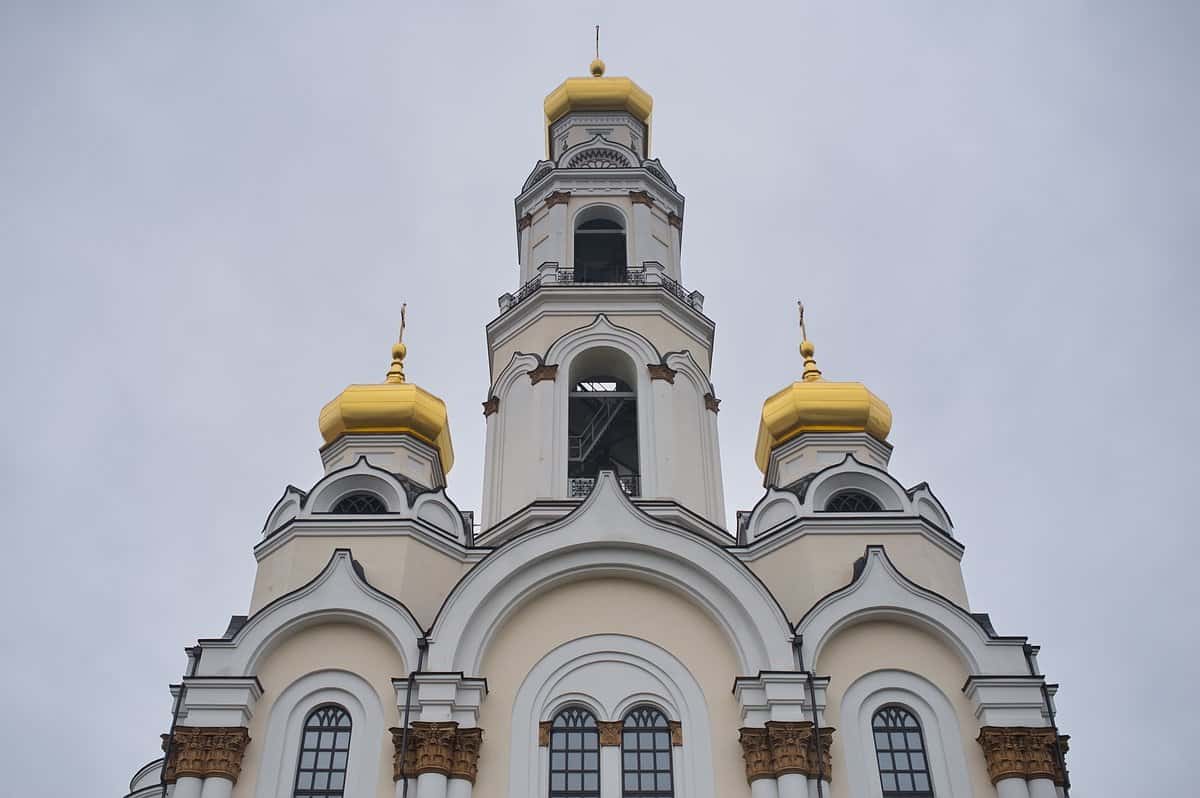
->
[[621, 707, 674, 798], [872, 706, 933, 797], [331, 492, 387, 514], [549, 708, 601, 798], [293, 705, 352, 798], [824, 490, 883, 513]]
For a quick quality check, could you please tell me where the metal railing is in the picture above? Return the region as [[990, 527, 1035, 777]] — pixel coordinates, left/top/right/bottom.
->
[[499, 262, 702, 314], [568, 475, 641, 498]]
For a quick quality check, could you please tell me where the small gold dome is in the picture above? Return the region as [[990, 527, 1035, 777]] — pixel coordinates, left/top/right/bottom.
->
[[543, 62, 653, 153], [754, 340, 892, 472], [590, 57, 606, 77], [318, 337, 454, 473]]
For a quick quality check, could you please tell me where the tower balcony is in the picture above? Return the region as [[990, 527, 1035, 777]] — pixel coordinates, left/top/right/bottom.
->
[[498, 260, 705, 315]]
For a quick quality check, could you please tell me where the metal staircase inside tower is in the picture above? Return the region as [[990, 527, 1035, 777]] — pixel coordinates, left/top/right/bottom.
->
[[568, 397, 631, 463]]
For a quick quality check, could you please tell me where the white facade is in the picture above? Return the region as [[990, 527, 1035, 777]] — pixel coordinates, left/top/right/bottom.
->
[[122, 68, 1071, 798]]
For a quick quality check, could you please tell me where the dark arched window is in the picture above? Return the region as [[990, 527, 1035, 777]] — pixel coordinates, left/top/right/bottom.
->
[[872, 706, 933, 797], [331, 492, 387, 514], [294, 704, 352, 798], [549, 707, 600, 798], [574, 216, 627, 283], [824, 490, 883, 513], [621, 707, 674, 798]]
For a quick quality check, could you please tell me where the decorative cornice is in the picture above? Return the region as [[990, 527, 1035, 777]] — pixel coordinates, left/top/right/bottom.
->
[[647, 363, 677, 383], [545, 191, 571, 208], [667, 212, 683, 230], [449, 728, 484, 784], [517, 213, 533, 231], [161, 726, 251, 784], [598, 720, 624, 747], [482, 396, 500, 416], [703, 392, 721, 413], [529, 364, 558, 385], [629, 190, 655, 207], [977, 726, 1063, 784], [538, 721, 552, 747], [668, 720, 683, 746], [738, 723, 834, 782]]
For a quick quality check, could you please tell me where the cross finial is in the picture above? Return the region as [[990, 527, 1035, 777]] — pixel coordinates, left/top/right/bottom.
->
[[399, 302, 407, 344], [386, 303, 408, 384], [797, 300, 808, 341], [796, 299, 822, 382], [590, 26, 606, 76], [596, 25, 600, 60]]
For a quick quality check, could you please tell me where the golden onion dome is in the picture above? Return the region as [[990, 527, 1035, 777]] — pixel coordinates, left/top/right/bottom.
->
[[543, 60, 653, 152], [318, 337, 454, 473], [754, 339, 892, 473]]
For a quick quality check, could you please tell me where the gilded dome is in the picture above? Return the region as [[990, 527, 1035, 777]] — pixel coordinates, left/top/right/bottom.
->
[[318, 340, 454, 473], [754, 340, 892, 472], [543, 62, 653, 151]]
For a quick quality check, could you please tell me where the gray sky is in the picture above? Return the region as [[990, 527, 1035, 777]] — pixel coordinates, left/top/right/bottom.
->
[[1, 2, 1196, 794]]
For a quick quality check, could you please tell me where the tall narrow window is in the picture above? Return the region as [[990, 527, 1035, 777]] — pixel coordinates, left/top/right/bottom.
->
[[549, 707, 601, 798], [872, 706, 933, 797], [621, 707, 673, 798], [294, 705, 352, 798], [574, 216, 627, 283]]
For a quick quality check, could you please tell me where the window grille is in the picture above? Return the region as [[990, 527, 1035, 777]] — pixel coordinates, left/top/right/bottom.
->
[[293, 705, 352, 798], [872, 706, 933, 797], [621, 707, 674, 798], [549, 708, 601, 798], [824, 490, 883, 513], [331, 492, 387, 514]]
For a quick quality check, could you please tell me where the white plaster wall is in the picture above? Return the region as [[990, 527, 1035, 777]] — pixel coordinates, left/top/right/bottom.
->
[[472, 577, 749, 798], [232, 622, 405, 798], [653, 366, 724, 524], [816, 620, 994, 798], [482, 370, 556, 527], [249, 537, 469, 627], [747, 534, 969, 618]]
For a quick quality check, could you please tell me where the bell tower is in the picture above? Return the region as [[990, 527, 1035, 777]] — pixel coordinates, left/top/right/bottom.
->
[[481, 59, 725, 529]]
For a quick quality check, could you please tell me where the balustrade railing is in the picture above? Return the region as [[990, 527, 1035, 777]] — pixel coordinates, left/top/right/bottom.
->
[[498, 262, 702, 314], [568, 475, 641, 498]]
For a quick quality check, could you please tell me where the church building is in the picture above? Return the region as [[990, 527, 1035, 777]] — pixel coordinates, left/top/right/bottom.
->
[[123, 59, 1071, 798]]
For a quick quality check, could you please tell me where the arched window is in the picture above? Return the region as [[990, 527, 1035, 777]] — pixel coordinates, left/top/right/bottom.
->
[[293, 704, 352, 798], [621, 707, 674, 798], [568, 348, 639, 497], [573, 209, 627, 283], [549, 707, 601, 798], [872, 706, 933, 797], [824, 490, 883, 513], [331, 492, 387, 514]]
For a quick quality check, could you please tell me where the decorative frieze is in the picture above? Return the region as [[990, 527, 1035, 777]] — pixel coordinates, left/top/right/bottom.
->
[[667, 212, 683, 230], [482, 396, 500, 416], [647, 363, 677, 383], [703, 392, 721, 413], [391, 723, 484, 781], [529, 364, 558, 384], [161, 726, 251, 784], [629, 190, 655, 207], [517, 213, 533, 231], [545, 191, 571, 208], [598, 720, 624, 747], [738, 722, 835, 783], [977, 726, 1066, 784]]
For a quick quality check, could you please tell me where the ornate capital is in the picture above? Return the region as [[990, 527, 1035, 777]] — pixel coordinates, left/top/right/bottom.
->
[[529, 364, 558, 385], [765, 722, 813, 777], [449, 728, 484, 784], [1053, 735, 1070, 787], [667, 212, 683, 230], [388, 727, 417, 781], [629, 190, 655, 207], [647, 363, 677, 383], [977, 726, 1065, 784], [538, 721, 552, 747], [411, 721, 459, 776], [668, 720, 683, 746], [739, 723, 834, 782], [703, 392, 721, 413], [545, 191, 571, 208], [738, 727, 774, 783], [598, 720, 624, 747], [482, 396, 500, 416], [162, 726, 251, 784], [517, 213, 533, 231]]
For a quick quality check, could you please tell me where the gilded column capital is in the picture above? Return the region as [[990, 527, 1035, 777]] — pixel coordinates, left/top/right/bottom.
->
[[449, 727, 484, 784], [529, 364, 558, 385], [977, 726, 1065, 784], [538, 721, 552, 747], [162, 726, 251, 784], [647, 363, 677, 383], [482, 396, 500, 416], [410, 721, 459, 776], [703, 392, 721, 413], [598, 720, 624, 747], [1053, 735, 1070, 787], [517, 213, 533, 231], [765, 721, 813, 777], [388, 727, 418, 781], [545, 191, 571, 208], [737, 727, 774, 783], [629, 190, 655, 207], [667, 212, 683, 229], [668, 720, 683, 746]]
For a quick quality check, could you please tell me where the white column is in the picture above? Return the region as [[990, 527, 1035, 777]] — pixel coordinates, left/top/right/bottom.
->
[[777, 772, 809, 798], [751, 776, 781, 798], [538, 745, 549, 798], [1028, 778, 1057, 798], [173, 776, 203, 798], [630, 201, 654, 267], [807, 778, 831, 798], [996, 777, 1032, 798], [546, 201, 568, 268], [198, 777, 232, 798], [446, 777, 473, 798], [416, 771, 448, 798], [600, 745, 621, 798]]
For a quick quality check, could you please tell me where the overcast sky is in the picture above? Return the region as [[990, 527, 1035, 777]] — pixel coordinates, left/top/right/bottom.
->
[[1, 2, 1196, 795]]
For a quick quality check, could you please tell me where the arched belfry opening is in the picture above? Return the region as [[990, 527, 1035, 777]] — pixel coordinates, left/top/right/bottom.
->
[[568, 347, 639, 496], [573, 206, 627, 283]]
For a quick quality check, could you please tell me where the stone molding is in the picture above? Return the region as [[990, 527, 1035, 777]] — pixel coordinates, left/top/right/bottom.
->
[[668, 720, 683, 746], [629, 190, 655, 207], [598, 720, 624, 747], [538, 721, 552, 747], [977, 726, 1066, 784], [482, 396, 500, 416], [545, 191, 571, 208], [703, 392, 721, 413], [517, 213, 533, 231], [390, 723, 483, 781], [161, 726, 251, 784], [667, 212, 683, 229], [529, 364, 558, 384], [738, 722, 834, 783], [647, 363, 677, 383]]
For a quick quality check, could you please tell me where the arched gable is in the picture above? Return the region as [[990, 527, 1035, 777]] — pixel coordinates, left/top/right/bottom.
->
[[427, 472, 794, 675]]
